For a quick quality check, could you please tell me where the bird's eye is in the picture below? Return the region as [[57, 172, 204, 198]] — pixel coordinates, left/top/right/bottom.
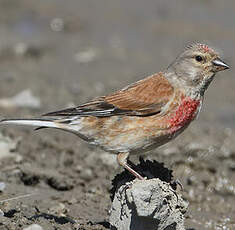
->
[[195, 55, 203, 62]]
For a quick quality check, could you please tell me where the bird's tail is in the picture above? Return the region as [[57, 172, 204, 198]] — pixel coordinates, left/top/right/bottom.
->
[[0, 118, 80, 134], [1, 118, 88, 140], [1, 119, 59, 129]]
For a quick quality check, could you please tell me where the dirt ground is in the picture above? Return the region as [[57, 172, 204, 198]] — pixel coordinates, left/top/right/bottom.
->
[[0, 0, 234, 229]]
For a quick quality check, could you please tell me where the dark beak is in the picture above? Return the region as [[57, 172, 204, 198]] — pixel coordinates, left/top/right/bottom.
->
[[212, 57, 230, 72]]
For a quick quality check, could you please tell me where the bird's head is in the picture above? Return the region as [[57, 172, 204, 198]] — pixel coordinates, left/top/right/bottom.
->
[[167, 43, 229, 97]]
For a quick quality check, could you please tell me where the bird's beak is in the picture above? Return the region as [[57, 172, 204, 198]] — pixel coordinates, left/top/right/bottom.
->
[[212, 57, 230, 72]]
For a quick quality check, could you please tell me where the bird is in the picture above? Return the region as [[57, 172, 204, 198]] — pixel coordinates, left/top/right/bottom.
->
[[1, 43, 229, 180]]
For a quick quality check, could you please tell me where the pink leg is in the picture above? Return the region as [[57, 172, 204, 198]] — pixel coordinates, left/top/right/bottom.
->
[[117, 152, 144, 180]]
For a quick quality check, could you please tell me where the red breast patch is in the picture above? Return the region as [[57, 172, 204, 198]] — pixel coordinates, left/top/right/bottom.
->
[[169, 96, 200, 132]]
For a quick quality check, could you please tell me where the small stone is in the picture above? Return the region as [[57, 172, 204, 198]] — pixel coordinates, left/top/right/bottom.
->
[[23, 224, 44, 230], [0, 132, 20, 160], [74, 48, 98, 63], [0, 89, 41, 109], [80, 168, 93, 181], [162, 146, 180, 155], [14, 42, 28, 56], [68, 197, 77, 205], [100, 153, 117, 168], [0, 209, 4, 217], [0, 182, 6, 192], [49, 203, 67, 216], [13, 43, 42, 58], [76, 165, 94, 180], [47, 176, 74, 191], [50, 18, 64, 32], [14, 154, 23, 163]]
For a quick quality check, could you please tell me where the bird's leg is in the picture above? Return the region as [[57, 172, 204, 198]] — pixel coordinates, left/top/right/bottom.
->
[[117, 152, 144, 180]]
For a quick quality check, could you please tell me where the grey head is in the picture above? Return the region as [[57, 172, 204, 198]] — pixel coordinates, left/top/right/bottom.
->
[[166, 43, 229, 97]]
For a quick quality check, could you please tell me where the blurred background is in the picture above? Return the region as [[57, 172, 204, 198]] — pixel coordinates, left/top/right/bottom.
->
[[0, 1, 234, 230]]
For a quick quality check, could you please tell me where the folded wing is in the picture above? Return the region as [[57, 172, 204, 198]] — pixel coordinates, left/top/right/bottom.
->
[[44, 73, 174, 117]]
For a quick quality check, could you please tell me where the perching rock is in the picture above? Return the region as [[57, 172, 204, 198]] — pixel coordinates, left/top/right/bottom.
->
[[109, 178, 188, 230]]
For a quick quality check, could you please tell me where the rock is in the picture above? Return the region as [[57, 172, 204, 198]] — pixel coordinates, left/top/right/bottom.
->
[[23, 224, 44, 230], [79, 168, 94, 181], [0, 209, 4, 217], [14, 43, 41, 58], [50, 18, 65, 32], [0, 182, 6, 192], [109, 178, 188, 230], [46, 176, 74, 191], [74, 48, 98, 63], [0, 132, 21, 160], [49, 203, 67, 216], [0, 89, 41, 109], [99, 152, 117, 168]]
